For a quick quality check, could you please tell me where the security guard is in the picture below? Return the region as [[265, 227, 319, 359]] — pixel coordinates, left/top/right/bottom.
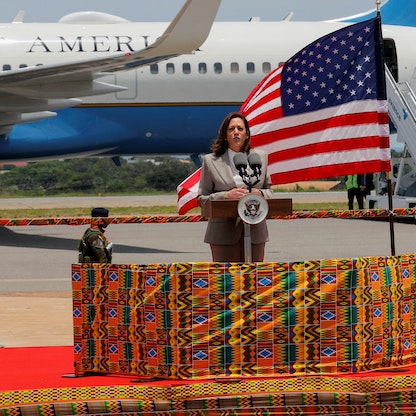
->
[[346, 174, 372, 210], [78, 207, 112, 263]]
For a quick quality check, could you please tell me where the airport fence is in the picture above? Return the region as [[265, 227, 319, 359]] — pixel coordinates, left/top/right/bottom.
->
[[0, 207, 415, 227]]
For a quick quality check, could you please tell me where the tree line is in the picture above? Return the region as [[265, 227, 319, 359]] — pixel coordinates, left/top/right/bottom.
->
[[0, 157, 197, 197], [0, 149, 403, 197]]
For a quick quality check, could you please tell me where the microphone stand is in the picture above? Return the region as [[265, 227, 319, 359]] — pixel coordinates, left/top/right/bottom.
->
[[243, 218, 252, 262], [238, 169, 261, 263], [240, 171, 260, 192]]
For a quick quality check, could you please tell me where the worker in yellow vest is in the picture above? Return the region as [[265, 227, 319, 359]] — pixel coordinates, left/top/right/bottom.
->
[[346, 174, 371, 209]]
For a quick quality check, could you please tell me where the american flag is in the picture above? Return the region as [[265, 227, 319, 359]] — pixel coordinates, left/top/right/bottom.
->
[[177, 17, 390, 214], [241, 16, 390, 184]]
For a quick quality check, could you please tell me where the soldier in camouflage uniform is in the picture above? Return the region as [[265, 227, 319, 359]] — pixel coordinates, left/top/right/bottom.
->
[[78, 207, 112, 263]]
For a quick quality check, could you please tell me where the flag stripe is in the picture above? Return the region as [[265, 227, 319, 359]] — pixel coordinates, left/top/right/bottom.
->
[[248, 100, 388, 143], [178, 198, 199, 215], [242, 66, 283, 114], [271, 158, 390, 185], [269, 147, 391, 174], [259, 123, 389, 157], [177, 167, 201, 215], [243, 86, 283, 121], [253, 114, 388, 153], [257, 114, 390, 156], [267, 135, 389, 164]]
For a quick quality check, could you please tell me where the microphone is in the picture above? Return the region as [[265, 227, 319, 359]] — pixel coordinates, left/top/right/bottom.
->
[[233, 153, 248, 177], [248, 153, 262, 178]]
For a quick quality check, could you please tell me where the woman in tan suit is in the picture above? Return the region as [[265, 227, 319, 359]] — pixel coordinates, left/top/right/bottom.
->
[[197, 112, 273, 262]]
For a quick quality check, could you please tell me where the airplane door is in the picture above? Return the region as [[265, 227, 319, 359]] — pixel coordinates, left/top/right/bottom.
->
[[384, 39, 398, 81]]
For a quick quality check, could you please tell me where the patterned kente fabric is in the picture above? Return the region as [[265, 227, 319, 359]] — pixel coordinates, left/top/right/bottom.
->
[[4, 377, 416, 416], [2, 207, 416, 227], [72, 255, 416, 379]]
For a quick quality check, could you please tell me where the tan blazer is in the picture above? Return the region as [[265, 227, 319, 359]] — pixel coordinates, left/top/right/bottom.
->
[[197, 148, 273, 245]]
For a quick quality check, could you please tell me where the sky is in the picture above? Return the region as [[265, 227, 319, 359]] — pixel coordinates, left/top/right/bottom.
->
[[3, 0, 378, 23]]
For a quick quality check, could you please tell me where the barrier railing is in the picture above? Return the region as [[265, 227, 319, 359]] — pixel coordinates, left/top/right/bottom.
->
[[1, 207, 416, 226]]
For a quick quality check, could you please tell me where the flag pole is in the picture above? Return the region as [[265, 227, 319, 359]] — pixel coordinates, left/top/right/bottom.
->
[[386, 171, 396, 255], [376, 0, 396, 255]]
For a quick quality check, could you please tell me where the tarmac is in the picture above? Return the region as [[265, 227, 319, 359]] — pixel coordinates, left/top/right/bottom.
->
[[1, 192, 415, 348]]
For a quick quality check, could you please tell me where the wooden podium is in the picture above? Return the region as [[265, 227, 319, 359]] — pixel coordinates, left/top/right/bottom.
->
[[201, 197, 293, 262], [201, 198, 293, 219]]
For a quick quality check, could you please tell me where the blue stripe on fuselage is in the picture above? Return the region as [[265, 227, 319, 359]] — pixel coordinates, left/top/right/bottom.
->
[[1, 104, 240, 161]]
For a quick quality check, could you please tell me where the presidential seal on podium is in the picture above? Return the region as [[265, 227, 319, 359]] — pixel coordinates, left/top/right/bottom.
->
[[237, 193, 269, 225]]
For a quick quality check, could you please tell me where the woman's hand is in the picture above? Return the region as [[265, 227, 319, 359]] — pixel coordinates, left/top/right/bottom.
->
[[225, 187, 249, 199], [250, 188, 263, 196], [225, 187, 263, 199]]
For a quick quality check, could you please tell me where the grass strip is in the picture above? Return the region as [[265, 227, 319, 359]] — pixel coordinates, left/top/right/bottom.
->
[[0, 203, 348, 219]]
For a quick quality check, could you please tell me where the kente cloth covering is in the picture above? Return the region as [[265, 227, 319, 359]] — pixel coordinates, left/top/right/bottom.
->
[[4, 376, 416, 416], [72, 255, 416, 379], [2, 207, 416, 227]]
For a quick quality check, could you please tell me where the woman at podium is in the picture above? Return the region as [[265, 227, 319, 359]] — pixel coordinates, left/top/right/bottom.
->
[[197, 112, 272, 262]]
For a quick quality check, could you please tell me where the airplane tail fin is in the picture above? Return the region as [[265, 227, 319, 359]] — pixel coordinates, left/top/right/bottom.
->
[[328, 0, 416, 28]]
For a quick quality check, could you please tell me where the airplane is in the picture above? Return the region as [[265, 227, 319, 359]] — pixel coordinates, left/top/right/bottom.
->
[[0, 0, 416, 164]]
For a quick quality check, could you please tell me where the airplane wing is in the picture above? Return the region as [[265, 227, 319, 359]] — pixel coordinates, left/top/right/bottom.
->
[[0, 0, 221, 135]]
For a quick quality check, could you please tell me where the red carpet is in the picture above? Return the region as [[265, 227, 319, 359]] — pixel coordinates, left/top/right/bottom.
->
[[0, 346, 198, 391], [3, 346, 416, 415], [0, 346, 136, 391], [2, 345, 416, 392]]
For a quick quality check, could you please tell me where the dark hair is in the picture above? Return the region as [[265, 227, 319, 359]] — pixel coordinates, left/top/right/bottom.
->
[[91, 207, 109, 217], [211, 112, 251, 156]]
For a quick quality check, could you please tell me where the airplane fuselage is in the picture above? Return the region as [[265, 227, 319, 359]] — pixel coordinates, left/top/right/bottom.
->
[[1, 17, 416, 161]]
